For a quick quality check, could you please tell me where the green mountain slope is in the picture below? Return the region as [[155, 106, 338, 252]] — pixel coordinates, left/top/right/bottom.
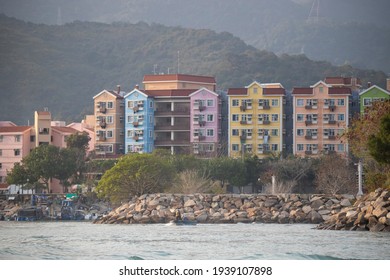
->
[[0, 15, 387, 124]]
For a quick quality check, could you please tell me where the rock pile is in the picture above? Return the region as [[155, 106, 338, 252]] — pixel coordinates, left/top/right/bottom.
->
[[93, 193, 357, 226], [317, 188, 390, 232]]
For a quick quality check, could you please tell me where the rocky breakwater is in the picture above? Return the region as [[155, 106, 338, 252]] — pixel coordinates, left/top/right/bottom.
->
[[317, 188, 390, 232], [93, 193, 356, 225]]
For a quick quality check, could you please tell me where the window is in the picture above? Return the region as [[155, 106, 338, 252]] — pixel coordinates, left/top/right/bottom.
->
[[127, 130, 134, 138], [272, 99, 279, 107], [271, 144, 278, 151], [106, 131, 113, 138], [297, 99, 304, 107], [232, 114, 239, 122], [149, 130, 152, 138], [319, 87, 324, 93], [0, 149, 2, 156], [297, 114, 304, 122], [297, 144, 304, 151], [128, 101, 134, 108], [149, 101, 153, 108], [337, 144, 344, 152], [0, 163, 2, 169], [337, 114, 345, 121], [363, 98, 372, 106], [127, 116, 133, 123], [0, 135, 2, 142], [14, 149, 21, 156], [297, 129, 304, 136], [271, 129, 278, 136], [207, 114, 214, 122], [107, 102, 114, 109], [207, 100, 214, 107], [253, 87, 258, 94], [232, 129, 239, 136], [15, 135, 21, 142], [232, 144, 239, 151], [206, 129, 214, 137], [271, 114, 279, 122], [106, 116, 113, 123], [232, 100, 239, 107], [338, 99, 345, 106]]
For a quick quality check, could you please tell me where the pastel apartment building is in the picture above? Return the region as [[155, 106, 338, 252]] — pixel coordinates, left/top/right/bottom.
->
[[190, 88, 221, 157], [359, 85, 390, 115], [93, 88, 125, 157], [227, 81, 286, 158], [292, 81, 351, 157], [124, 87, 155, 154], [120, 74, 220, 156], [0, 110, 93, 192]]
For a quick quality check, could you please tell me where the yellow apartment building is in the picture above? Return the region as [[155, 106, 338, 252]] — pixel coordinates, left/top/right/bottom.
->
[[228, 81, 285, 159]]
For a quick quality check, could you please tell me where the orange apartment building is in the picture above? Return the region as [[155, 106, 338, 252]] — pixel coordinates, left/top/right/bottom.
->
[[93, 87, 125, 157], [292, 81, 351, 157]]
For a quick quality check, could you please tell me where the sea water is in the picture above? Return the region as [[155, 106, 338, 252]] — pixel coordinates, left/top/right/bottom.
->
[[0, 222, 389, 260]]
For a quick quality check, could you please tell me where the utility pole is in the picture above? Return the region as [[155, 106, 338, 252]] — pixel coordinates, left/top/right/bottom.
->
[[357, 160, 363, 196]]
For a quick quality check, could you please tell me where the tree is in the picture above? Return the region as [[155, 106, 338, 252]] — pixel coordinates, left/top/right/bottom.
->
[[95, 153, 174, 203], [168, 170, 212, 194], [206, 157, 247, 190], [315, 154, 356, 195], [56, 148, 78, 192], [347, 100, 390, 190], [368, 114, 390, 165], [66, 132, 90, 182]]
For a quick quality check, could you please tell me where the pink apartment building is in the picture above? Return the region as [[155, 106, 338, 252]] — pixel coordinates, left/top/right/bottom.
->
[[292, 81, 351, 157], [189, 88, 221, 157]]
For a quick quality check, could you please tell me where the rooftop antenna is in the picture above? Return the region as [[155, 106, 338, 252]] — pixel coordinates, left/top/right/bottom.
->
[[177, 51, 180, 74], [307, 0, 320, 23]]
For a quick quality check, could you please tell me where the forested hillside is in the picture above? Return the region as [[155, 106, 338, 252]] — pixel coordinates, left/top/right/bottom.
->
[[1, 0, 389, 72], [0, 15, 387, 124]]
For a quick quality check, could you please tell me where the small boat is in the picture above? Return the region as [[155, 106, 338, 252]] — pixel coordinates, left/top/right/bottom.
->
[[172, 218, 197, 226], [16, 207, 44, 221]]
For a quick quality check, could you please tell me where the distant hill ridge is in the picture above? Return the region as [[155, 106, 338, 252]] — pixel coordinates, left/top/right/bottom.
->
[[0, 15, 387, 124]]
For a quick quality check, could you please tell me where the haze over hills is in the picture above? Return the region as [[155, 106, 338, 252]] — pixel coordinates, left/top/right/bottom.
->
[[0, 15, 387, 125], [1, 0, 390, 73]]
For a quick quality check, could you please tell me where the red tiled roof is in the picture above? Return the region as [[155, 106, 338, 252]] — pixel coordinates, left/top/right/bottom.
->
[[325, 77, 362, 86], [143, 74, 216, 84], [292, 88, 313, 95], [227, 88, 247, 96], [0, 126, 32, 133], [142, 89, 196, 97], [263, 88, 286, 95], [329, 87, 351, 95]]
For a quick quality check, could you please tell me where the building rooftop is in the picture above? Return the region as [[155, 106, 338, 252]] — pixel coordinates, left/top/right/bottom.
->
[[227, 88, 247, 96], [142, 89, 196, 97], [143, 74, 216, 84], [291, 88, 313, 95], [263, 88, 286, 95], [51, 126, 79, 134], [0, 126, 32, 133]]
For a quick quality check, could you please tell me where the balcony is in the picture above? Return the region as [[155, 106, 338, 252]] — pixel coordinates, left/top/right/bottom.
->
[[199, 105, 206, 112], [99, 107, 106, 113], [199, 121, 206, 127], [305, 150, 312, 155], [305, 135, 313, 140], [154, 139, 190, 146], [328, 120, 337, 125], [240, 105, 247, 112], [305, 120, 312, 126], [133, 121, 139, 127], [100, 121, 106, 128], [329, 105, 336, 111], [154, 124, 189, 131], [240, 135, 247, 141], [324, 150, 336, 155], [154, 108, 190, 116], [262, 120, 270, 125], [240, 120, 247, 125], [199, 135, 206, 141], [133, 106, 139, 113], [328, 135, 336, 140]]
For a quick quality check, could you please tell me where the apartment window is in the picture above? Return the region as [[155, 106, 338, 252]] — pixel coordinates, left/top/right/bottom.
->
[[0, 135, 2, 142], [253, 87, 258, 94], [297, 144, 304, 151], [0, 163, 2, 169], [207, 100, 214, 107], [232, 114, 239, 122], [149, 101, 153, 108], [127, 116, 134, 123], [319, 87, 324, 93], [232, 129, 239, 136], [232, 100, 239, 107], [0, 176, 2, 183], [232, 144, 239, 151], [297, 129, 304, 136], [0, 149, 2, 156], [306, 144, 318, 152], [106, 131, 113, 138], [244, 144, 252, 153], [127, 130, 134, 138], [271, 144, 278, 151], [14, 149, 21, 156], [338, 144, 345, 152], [338, 99, 345, 106], [106, 116, 114, 123], [206, 129, 214, 137], [207, 114, 214, 122], [297, 114, 304, 122], [127, 101, 134, 108], [337, 114, 345, 121], [15, 135, 21, 142], [271, 129, 278, 136], [272, 99, 279, 107], [296, 99, 304, 107], [107, 102, 114, 109], [271, 114, 279, 122]]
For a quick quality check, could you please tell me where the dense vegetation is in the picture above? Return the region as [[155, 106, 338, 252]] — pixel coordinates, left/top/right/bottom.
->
[[0, 14, 388, 125]]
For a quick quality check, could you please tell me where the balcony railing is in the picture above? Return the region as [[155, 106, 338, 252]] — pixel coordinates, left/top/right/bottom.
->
[[154, 139, 190, 146], [240, 105, 246, 112], [99, 107, 106, 113], [154, 108, 190, 116]]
